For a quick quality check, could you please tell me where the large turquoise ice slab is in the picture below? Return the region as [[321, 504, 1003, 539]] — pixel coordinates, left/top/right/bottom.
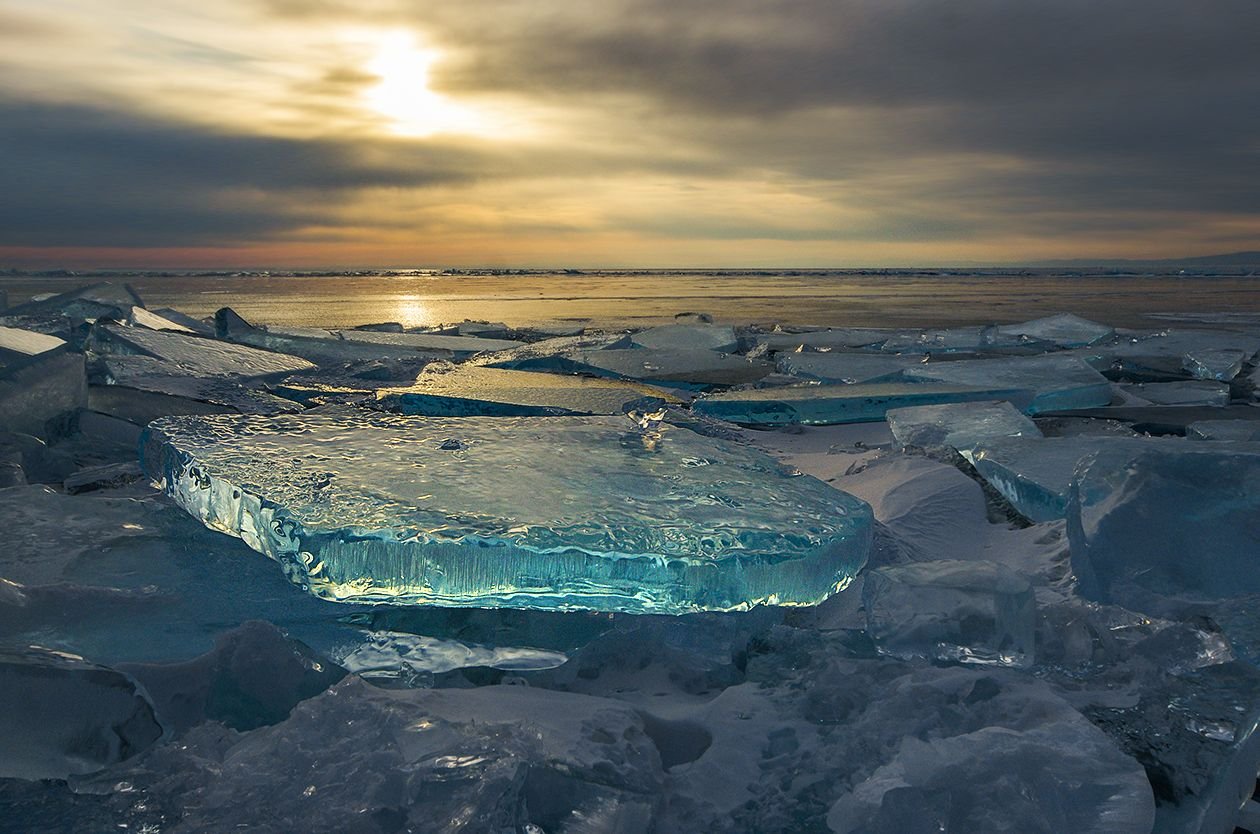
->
[[373, 365, 674, 417], [692, 382, 1028, 426], [140, 411, 872, 614], [903, 354, 1112, 413], [996, 313, 1114, 348]]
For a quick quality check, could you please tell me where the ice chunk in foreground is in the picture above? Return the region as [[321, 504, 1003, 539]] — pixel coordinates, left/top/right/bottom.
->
[[95, 355, 303, 417], [1187, 420, 1260, 441], [862, 560, 1035, 667], [886, 400, 1040, 452], [966, 436, 1165, 522], [776, 352, 924, 384], [1067, 443, 1260, 606], [373, 364, 674, 417], [996, 312, 1114, 348], [141, 411, 872, 613], [828, 723, 1154, 834], [630, 323, 738, 352], [0, 646, 162, 779], [903, 354, 1112, 413], [0, 336, 86, 437], [1119, 380, 1231, 407], [693, 382, 1028, 426]]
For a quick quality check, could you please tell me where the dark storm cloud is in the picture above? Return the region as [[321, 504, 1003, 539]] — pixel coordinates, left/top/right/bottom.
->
[[0, 96, 479, 246]]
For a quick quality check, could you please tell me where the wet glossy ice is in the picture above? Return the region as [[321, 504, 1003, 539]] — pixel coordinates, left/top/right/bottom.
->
[[141, 411, 872, 613]]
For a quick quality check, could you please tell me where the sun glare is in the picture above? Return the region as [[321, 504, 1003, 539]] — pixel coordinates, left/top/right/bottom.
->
[[363, 32, 494, 138]]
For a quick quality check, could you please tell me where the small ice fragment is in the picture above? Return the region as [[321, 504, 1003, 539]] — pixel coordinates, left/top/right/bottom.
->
[[862, 560, 1036, 667], [1184, 348, 1248, 380], [127, 306, 195, 333], [886, 400, 1041, 452]]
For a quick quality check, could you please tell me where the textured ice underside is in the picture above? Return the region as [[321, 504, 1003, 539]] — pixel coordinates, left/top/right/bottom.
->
[[140, 411, 872, 613]]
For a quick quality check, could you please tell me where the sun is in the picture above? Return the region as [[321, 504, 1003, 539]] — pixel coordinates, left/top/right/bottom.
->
[[362, 32, 493, 138]]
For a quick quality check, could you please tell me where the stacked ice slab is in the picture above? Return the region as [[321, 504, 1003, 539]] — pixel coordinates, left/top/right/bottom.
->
[[0, 325, 87, 437], [141, 411, 873, 614]]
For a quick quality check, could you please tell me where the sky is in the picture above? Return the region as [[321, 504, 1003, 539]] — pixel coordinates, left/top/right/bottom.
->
[[1, 0, 1257, 269]]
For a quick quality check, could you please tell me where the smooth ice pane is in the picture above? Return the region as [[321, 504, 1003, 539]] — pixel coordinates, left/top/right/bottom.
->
[[1085, 329, 1260, 377], [755, 328, 901, 352], [374, 365, 674, 417], [534, 348, 772, 388], [215, 307, 455, 365], [879, 325, 1030, 354], [776, 352, 924, 384], [903, 354, 1112, 413], [630, 324, 738, 352], [91, 323, 315, 379], [1120, 381, 1231, 407], [141, 411, 872, 614], [0, 351, 87, 437], [1184, 348, 1248, 381], [0, 325, 65, 362], [996, 313, 1114, 348], [0, 647, 162, 780], [97, 355, 303, 415], [862, 560, 1036, 667], [128, 306, 195, 333], [1187, 420, 1260, 441], [693, 382, 1029, 426], [1068, 442, 1260, 605], [337, 329, 522, 356], [886, 400, 1041, 452], [966, 435, 1167, 522]]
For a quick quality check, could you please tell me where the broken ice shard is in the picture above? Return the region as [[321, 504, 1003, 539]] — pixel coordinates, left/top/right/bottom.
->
[[776, 352, 925, 384], [879, 325, 1031, 354], [862, 560, 1036, 667], [0, 646, 162, 779], [629, 323, 738, 352], [1119, 380, 1231, 407], [996, 312, 1115, 348], [1187, 420, 1260, 441], [1184, 348, 1248, 381], [903, 354, 1112, 413], [1068, 442, 1260, 606], [0, 327, 87, 437], [336, 328, 523, 358], [91, 322, 315, 379], [692, 382, 1028, 426], [504, 347, 772, 388], [140, 411, 872, 614], [967, 436, 1169, 522], [886, 400, 1041, 452], [373, 364, 675, 417]]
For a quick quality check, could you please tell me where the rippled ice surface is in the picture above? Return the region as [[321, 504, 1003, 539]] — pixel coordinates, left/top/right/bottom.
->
[[142, 410, 872, 613]]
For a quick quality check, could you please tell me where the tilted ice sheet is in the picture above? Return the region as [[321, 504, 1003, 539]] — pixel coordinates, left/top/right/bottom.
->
[[91, 323, 315, 379], [996, 312, 1114, 348], [692, 382, 1029, 426], [776, 352, 925, 384], [886, 400, 1041, 452], [140, 411, 872, 614], [903, 354, 1112, 413], [373, 364, 674, 417]]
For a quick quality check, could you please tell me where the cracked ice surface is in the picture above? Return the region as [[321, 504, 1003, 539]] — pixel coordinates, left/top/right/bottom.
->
[[140, 411, 872, 613]]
